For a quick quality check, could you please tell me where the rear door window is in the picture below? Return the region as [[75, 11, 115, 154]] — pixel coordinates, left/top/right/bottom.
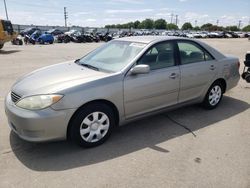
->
[[177, 41, 214, 65]]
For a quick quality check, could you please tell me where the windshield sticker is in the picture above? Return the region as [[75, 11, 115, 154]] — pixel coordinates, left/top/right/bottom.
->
[[129, 43, 146, 48]]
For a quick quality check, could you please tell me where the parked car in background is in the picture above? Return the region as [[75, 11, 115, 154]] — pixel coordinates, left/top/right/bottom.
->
[[46, 29, 64, 36], [5, 36, 240, 147], [57, 29, 80, 43], [20, 27, 41, 37], [27, 30, 54, 44], [11, 35, 23, 45]]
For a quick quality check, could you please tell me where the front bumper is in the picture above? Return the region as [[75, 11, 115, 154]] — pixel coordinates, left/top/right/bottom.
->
[[4, 93, 75, 142]]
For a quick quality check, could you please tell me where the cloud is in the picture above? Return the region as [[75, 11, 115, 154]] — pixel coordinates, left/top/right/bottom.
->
[[85, 19, 96, 22], [43, 12, 61, 16], [73, 12, 92, 17], [155, 13, 171, 16], [106, 9, 154, 14], [107, 0, 144, 4]]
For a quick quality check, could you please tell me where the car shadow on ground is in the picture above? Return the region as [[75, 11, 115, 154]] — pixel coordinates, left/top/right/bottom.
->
[[0, 50, 20, 54], [9, 96, 249, 171]]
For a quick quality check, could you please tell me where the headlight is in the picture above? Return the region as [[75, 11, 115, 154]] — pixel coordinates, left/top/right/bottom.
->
[[16, 94, 63, 110]]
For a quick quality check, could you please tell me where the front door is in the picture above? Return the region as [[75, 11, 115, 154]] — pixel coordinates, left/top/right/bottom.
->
[[123, 41, 180, 119]]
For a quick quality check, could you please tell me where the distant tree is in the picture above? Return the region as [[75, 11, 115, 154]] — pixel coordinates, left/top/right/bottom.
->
[[242, 25, 250, 32], [141, 19, 154, 29], [193, 26, 200, 31], [105, 19, 244, 31], [116, 24, 122, 29], [181, 22, 193, 30], [201, 23, 213, 31], [127, 22, 134, 29], [166, 23, 178, 30], [133, 20, 140, 29], [138, 22, 144, 29], [154, 19, 167, 29], [225, 25, 240, 31]]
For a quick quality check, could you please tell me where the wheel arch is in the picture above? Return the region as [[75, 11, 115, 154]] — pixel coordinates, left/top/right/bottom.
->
[[213, 78, 227, 93], [67, 99, 120, 140]]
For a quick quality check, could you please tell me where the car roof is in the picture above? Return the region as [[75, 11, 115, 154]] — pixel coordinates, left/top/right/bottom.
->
[[115, 36, 182, 44], [115, 35, 226, 60]]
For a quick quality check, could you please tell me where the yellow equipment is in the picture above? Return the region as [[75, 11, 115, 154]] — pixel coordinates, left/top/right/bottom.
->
[[0, 19, 17, 49]]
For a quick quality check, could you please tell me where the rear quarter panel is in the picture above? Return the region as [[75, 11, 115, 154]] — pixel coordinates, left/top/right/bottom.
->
[[217, 55, 240, 91]]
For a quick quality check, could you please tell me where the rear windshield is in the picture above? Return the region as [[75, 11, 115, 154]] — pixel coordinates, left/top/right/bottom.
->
[[1, 20, 13, 34]]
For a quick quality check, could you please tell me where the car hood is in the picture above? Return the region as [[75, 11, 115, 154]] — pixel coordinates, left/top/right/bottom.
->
[[12, 61, 110, 96]]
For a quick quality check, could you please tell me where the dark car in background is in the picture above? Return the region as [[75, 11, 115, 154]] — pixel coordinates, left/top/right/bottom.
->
[[46, 29, 64, 36], [20, 27, 41, 37]]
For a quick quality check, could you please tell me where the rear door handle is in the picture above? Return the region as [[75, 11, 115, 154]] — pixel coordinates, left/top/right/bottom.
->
[[169, 73, 177, 79]]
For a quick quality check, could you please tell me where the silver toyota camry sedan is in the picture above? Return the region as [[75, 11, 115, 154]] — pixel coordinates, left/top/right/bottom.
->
[[5, 36, 240, 147]]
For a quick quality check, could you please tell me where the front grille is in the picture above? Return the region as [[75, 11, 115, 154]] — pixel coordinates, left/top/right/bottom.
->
[[11, 92, 21, 103]]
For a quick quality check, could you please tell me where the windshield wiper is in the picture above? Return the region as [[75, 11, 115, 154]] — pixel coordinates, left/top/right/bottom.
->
[[74, 59, 80, 64], [75, 59, 99, 71], [80, 63, 99, 71]]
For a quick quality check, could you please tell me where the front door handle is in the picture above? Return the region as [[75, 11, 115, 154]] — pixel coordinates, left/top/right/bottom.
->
[[210, 65, 215, 70], [169, 73, 177, 79]]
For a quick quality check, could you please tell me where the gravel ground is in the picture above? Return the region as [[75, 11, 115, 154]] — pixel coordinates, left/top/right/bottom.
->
[[0, 38, 249, 188]]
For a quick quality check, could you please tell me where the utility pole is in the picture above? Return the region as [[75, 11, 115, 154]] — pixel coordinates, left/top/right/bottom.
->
[[170, 13, 174, 24], [238, 20, 241, 29], [64, 7, 68, 27], [195, 20, 197, 27], [3, 0, 9, 20], [216, 19, 219, 26], [175, 15, 178, 25]]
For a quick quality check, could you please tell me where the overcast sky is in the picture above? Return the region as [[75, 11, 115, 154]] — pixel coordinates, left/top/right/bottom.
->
[[0, 0, 249, 27]]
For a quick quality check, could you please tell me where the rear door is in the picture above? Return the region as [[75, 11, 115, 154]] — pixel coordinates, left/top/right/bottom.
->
[[123, 41, 180, 118], [177, 40, 218, 103]]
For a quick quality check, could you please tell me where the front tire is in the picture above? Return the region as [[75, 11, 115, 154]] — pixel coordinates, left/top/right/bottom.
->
[[39, 39, 44, 44], [202, 82, 224, 110], [0, 43, 4, 49], [69, 103, 115, 147]]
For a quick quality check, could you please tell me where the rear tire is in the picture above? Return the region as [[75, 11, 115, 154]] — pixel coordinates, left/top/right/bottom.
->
[[69, 103, 115, 147], [0, 43, 4, 49], [242, 72, 248, 79], [202, 82, 224, 110], [19, 40, 23, 45], [245, 74, 250, 83]]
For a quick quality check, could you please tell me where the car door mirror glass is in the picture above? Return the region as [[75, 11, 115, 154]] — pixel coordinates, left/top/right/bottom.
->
[[130, 64, 150, 75]]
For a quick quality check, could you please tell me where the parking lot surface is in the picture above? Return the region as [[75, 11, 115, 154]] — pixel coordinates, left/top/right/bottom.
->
[[0, 39, 250, 188]]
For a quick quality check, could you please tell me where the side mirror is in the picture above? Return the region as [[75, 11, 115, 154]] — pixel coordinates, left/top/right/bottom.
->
[[130, 64, 150, 75]]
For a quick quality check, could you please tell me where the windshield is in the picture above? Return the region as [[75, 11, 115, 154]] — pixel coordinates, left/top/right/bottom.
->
[[79, 40, 146, 72]]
